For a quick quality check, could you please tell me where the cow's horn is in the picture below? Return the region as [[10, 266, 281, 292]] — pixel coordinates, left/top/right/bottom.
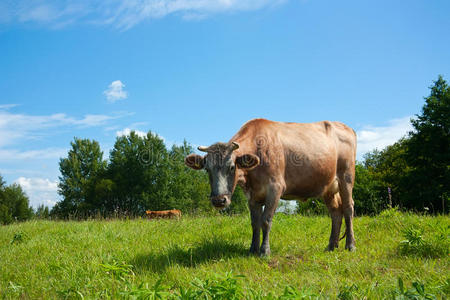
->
[[231, 142, 240, 151], [197, 145, 209, 152]]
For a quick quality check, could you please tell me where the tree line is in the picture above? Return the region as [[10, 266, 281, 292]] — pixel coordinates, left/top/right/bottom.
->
[[0, 76, 448, 224], [51, 133, 248, 218], [354, 75, 449, 214], [297, 76, 449, 215]]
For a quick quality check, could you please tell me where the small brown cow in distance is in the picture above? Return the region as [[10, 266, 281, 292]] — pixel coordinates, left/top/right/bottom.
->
[[145, 209, 181, 219]]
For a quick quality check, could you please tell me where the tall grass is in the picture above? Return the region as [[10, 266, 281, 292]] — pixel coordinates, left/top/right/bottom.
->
[[0, 212, 448, 298]]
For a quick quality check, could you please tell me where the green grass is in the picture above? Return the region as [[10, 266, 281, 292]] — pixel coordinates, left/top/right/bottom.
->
[[0, 211, 448, 299]]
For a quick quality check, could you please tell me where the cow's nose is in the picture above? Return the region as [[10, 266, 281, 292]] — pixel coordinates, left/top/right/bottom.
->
[[212, 197, 227, 206], [217, 198, 226, 205]]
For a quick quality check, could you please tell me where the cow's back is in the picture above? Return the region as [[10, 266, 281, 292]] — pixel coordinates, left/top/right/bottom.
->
[[231, 119, 356, 200]]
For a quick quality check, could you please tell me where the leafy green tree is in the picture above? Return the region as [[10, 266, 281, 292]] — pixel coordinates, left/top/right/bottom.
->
[[94, 178, 116, 213], [107, 131, 171, 214], [0, 174, 12, 224], [107, 133, 213, 215], [54, 138, 107, 218], [358, 76, 450, 214], [222, 186, 248, 215], [166, 142, 211, 213], [0, 175, 33, 224], [353, 162, 387, 215], [53, 132, 214, 217], [406, 75, 450, 213], [3, 184, 33, 221], [362, 139, 411, 210], [0, 205, 12, 225], [0, 175, 8, 224], [35, 204, 50, 219]]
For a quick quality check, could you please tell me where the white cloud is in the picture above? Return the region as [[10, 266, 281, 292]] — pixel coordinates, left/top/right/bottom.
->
[[356, 116, 413, 158], [0, 104, 19, 110], [0, 148, 67, 161], [116, 128, 147, 138], [74, 114, 117, 126], [1, 0, 287, 29], [15, 177, 59, 208], [0, 109, 123, 147], [104, 80, 128, 102]]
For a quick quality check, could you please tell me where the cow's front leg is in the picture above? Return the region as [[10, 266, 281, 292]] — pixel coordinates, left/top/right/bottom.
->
[[260, 187, 281, 256], [249, 201, 262, 254]]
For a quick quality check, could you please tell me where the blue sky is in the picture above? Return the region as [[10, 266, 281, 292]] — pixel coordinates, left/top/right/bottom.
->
[[1, 0, 449, 208]]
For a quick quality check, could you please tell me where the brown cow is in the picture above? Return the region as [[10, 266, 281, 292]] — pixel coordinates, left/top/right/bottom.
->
[[145, 209, 181, 219], [185, 118, 356, 256]]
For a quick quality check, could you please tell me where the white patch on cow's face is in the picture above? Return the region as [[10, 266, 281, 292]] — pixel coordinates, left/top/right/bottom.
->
[[215, 172, 229, 196], [204, 153, 236, 208]]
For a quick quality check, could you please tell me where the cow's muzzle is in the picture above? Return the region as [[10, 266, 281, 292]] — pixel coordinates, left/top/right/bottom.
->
[[211, 195, 231, 208]]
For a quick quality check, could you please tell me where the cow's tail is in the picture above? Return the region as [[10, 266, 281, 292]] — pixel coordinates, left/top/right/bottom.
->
[[339, 231, 346, 241]]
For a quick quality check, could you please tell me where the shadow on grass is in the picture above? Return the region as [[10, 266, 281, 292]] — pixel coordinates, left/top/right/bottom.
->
[[131, 237, 248, 273]]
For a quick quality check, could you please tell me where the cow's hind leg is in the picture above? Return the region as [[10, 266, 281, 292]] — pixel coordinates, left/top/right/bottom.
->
[[324, 192, 343, 251], [249, 201, 262, 255], [338, 173, 356, 251]]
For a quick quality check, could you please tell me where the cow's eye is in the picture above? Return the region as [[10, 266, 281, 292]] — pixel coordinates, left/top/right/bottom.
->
[[230, 165, 235, 171]]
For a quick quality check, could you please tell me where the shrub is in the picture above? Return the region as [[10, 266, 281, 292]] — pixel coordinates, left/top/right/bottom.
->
[[337, 284, 360, 300], [296, 198, 328, 215], [398, 224, 449, 258], [391, 277, 437, 299], [379, 207, 402, 219], [10, 231, 29, 245]]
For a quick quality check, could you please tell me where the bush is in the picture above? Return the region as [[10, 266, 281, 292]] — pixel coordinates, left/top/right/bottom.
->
[[398, 224, 449, 258], [296, 198, 328, 215], [222, 186, 249, 215], [391, 277, 438, 299]]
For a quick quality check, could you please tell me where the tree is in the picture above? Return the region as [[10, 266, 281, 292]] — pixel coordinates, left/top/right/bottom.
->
[[54, 138, 107, 218], [405, 75, 450, 213], [353, 162, 386, 215], [3, 184, 33, 221], [35, 204, 50, 219], [107, 134, 213, 215], [357, 76, 450, 214], [0, 174, 9, 224], [361, 139, 412, 210], [53, 132, 215, 217], [165, 141, 211, 213], [0, 175, 33, 225], [107, 131, 170, 214], [223, 186, 248, 215]]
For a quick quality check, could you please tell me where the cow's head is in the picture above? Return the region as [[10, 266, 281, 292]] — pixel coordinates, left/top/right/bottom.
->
[[184, 142, 259, 209]]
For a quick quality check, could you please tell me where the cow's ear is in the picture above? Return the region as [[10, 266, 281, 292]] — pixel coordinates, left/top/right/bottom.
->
[[236, 154, 260, 170], [185, 154, 205, 170]]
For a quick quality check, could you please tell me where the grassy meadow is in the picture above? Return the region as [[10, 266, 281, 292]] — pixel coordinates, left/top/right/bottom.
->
[[0, 210, 449, 299]]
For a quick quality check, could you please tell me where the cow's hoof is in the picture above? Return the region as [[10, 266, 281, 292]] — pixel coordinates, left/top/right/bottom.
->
[[249, 245, 260, 255], [325, 245, 335, 252], [345, 244, 356, 252], [249, 249, 259, 255], [259, 247, 271, 257]]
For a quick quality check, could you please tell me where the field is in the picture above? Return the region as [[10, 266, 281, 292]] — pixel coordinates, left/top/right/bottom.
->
[[0, 210, 449, 299]]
